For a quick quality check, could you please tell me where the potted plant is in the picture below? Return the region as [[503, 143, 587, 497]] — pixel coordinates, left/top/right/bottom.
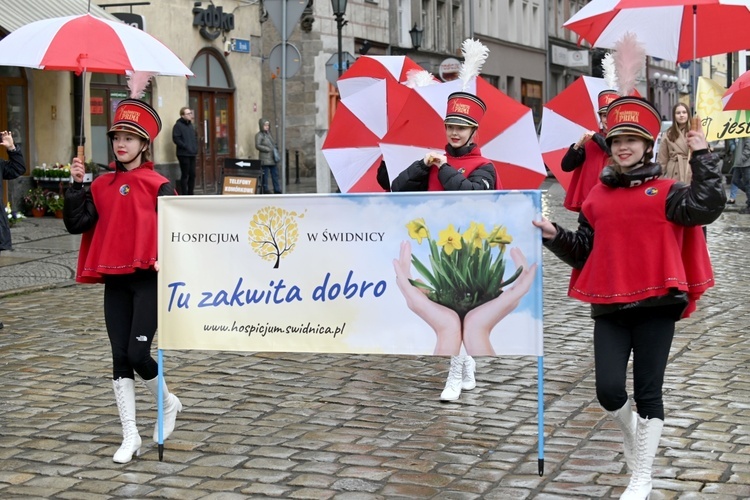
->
[[46, 193, 65, 218], [5, 202, 25, 227], [23, 187, 48, 217]]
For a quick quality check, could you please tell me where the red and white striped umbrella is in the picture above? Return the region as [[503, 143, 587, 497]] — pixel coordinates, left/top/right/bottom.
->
[[723, 69, 750, 111], [0, 13, 192, 76], [323, 56, 426, 192], [379, 77, 547, 190], [337, 56, 425, 143], [322, 102, 385, 192], [563, 0, 750, 63]]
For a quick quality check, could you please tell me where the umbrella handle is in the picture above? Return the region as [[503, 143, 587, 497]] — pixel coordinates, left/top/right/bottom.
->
[[77, 145, 85, 162]]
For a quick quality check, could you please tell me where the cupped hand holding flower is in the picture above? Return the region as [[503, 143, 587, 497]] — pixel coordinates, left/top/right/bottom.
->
[[462, 247, 538, 355], [393, 241, 461, 355]]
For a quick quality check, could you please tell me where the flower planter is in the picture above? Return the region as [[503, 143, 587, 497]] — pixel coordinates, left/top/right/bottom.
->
[[31, 208, 46, 218], [54, 210, 64, 219]]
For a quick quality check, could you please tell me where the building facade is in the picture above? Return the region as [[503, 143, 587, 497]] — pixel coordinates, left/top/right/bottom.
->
[[1, 0, 265, 209]]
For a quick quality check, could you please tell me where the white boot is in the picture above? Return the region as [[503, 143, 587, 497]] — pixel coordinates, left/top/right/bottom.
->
[[620, 416, 664, 500], [144, 376, 183, 443], [607, 401, 638, 472], [462, 356, 476, 391], [112, 378, 142, 464], [440, 356, 464, 401]]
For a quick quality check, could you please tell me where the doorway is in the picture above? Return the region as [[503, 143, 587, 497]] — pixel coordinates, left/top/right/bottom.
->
[[189, 91, 233, 193], [189, 50, 235, 194]]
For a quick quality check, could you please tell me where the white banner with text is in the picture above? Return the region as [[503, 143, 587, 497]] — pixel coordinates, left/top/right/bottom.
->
[[157, 191, 543, 356]]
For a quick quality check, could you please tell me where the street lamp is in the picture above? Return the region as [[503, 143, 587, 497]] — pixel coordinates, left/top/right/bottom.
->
[[331, 0, 348, 78], [409, 23, 423, 51], [651, 72, 679, 90]]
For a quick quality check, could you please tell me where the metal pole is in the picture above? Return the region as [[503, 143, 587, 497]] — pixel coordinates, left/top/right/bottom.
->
[[280, 0, 287, 192], [295, 150, 300, 184], [543, 0, 550, 104], [692, 5, 697, 114], [469, 0, 474, 39], [728, 52, 734, 88], [336, 14, 343, 78]]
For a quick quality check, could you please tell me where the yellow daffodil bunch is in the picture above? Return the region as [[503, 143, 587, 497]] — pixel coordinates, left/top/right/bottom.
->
[[405, 218, 522, 318]]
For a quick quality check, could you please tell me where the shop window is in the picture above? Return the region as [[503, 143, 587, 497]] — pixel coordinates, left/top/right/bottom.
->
[[522, 79, 543, 130]]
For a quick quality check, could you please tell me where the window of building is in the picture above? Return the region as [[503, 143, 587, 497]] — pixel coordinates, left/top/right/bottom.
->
[[398, 0, 411, 47], [437, 0, 447, 52], [522, 79, 543, 129], [452, 3, 461, 52], [191, 52, 231, 89], [422, 1, 430, 51]]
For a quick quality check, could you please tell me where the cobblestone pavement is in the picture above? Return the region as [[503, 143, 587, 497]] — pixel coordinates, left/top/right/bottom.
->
[[0, 179, 748, 499]]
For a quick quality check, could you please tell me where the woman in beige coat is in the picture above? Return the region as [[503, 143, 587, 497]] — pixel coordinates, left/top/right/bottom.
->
[[657, 102, 692, 182]]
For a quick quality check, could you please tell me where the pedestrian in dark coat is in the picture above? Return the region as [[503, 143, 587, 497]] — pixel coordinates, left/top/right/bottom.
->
[[0, 130, 25, 253], [0, 130, 25, 331], [730, 135, 750, 214], [172, 107, 198, 195]]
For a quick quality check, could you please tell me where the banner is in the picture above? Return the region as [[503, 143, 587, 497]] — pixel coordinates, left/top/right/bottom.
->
[[157, 192, 544, 356], [696, 76, 750, 141]]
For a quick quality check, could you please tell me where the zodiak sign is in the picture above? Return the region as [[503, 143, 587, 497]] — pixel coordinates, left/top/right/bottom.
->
[[193, 2, 235, 41]]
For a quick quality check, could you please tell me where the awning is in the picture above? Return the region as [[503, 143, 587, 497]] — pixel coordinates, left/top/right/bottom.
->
[[0, 0, 119, 34]]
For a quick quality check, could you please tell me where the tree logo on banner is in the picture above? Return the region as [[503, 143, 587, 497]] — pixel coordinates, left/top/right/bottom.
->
[[248, 206, 306, 268]]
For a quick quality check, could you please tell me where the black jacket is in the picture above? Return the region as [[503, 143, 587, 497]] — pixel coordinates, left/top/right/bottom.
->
[[390, 143, 495, 192], [560, 133, 610, 172], [1, 148, 26, 251], [172, 118, 198, 157], [543, 150, 726, 318]]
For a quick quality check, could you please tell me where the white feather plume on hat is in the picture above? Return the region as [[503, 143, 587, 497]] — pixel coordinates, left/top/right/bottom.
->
[[458, 39, 489, 91], [126, 71, 156, 99], [613, 33, 646, 97], [602, 53, 619, 91], [404, 69, 438, 88]]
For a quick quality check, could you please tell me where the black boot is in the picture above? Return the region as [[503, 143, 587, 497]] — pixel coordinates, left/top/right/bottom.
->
[[0, 321, 4, 329]]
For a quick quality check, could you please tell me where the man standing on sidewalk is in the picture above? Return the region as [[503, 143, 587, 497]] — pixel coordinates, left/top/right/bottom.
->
[[0, 130, 26, 330], [172, 107, 198, 195]]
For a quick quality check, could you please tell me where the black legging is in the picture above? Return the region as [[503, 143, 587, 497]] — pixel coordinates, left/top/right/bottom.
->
[[104, 271, 159, 381], [177, 155, 196, 195], [593, 305, 679, 420]]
